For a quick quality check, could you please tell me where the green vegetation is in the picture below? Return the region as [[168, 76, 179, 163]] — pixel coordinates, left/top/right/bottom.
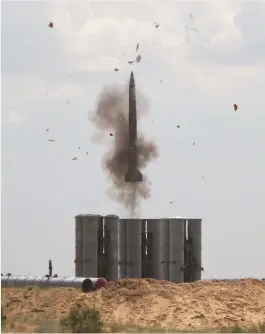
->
[[2, 303, 265, 333], [1, 306, 7, 327], [106, 321, 265, 333], [60, 306, 104, 333], [219, 323, 265, 333]]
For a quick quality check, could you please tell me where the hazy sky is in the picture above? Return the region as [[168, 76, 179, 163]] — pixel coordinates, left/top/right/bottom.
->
[[1, 1, 265, 279]]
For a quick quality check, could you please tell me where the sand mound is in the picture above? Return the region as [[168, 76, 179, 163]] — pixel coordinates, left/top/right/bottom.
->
[[2, 278, 265, 332]]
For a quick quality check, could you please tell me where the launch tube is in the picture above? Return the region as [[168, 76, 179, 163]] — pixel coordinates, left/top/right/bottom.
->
[[1, 276, 107, 293]]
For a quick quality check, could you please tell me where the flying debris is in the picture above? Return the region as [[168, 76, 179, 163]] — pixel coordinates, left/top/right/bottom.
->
[[160, 80, 163, 83], [72, 157, 77, 160], [233, 104, 238, 112], [114, 68, 119, 72], [109, 133, 114, 136], [177, 125, 180, 128], [154, 23, 160, 28], [136, 55, 142, 63], [77, 146, 80, 150], [48, 139, 55, 142], [136, 43, 139, 52], [185, 25, 199, 32], [128, 60, 135, 65], [67, 101, 70, 104], [86, 152, 88, 155], [169, 201, 173, 204], [48, 22, 53, 28], [125, 71, 143, 183], [193, 142, 195, 146], [46, 128, 50, 132], [185, 14, 199, 35]]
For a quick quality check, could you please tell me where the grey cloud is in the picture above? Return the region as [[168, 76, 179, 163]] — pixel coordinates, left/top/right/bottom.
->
[[187, 3, 265, 66], [1, 2, 72, 77], [234, 2, 265, 63], [2, 1, 265, 278]]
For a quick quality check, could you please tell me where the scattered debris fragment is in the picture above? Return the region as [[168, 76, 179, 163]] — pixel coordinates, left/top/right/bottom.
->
[[177, 125, 180, 128], [46, 92, 48, 96], [48, 139, 55, 142], [128, 61, 135, 65], [136, 43, 139, 52], [193, 142, 195, 146], [154, 23, 160, 28], [114, 68, 119, 72], [233, 104, 238, 112], [185, 25, 199, 32], [169, 201, 173, 204], [109, 133, 114, 136], [185, 14, 199, 34], [48, 22, 53, 28], [136, 55, 142, 63], [46, 129, 50, 132], [77, 146, 80, 150], [86, 152, 88, 155], [67, 101, 70, 104], [72, 157, 77, 160], [160, 80, 163, 83]]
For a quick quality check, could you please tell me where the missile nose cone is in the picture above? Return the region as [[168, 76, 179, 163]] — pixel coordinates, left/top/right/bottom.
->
[[129, 71, 135, 87]]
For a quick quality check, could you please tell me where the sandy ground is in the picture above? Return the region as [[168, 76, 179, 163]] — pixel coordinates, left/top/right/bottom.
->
[[2, 278, 265, 332]]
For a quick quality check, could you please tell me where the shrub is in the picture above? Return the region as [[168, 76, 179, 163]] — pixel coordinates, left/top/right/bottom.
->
[[61, 306, 104, 333], [1, 306, 7, 327]]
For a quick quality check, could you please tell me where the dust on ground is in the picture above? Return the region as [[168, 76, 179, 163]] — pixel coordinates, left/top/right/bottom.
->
[[2, 278, 265, 332]]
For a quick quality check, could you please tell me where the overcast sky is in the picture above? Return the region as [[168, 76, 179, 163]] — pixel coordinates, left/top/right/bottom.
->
[[1, 1, 265, 279]]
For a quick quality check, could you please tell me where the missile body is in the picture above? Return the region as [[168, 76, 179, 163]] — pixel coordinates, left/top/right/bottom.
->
[[125, 71, 143, 182]]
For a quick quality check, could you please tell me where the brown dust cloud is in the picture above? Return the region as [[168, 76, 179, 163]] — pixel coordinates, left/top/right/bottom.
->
[[90, 80, 158, 216]]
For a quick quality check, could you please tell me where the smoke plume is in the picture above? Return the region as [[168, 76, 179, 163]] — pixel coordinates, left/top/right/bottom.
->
[[90, 82, 158, 215]]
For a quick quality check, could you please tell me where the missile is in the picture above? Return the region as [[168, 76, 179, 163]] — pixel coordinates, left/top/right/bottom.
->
[[125, 71, 143, 182]]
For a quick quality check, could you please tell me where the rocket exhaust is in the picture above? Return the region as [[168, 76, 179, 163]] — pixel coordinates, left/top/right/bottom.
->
[[125, 71, 143, 183], [90, 69, 159, 213]]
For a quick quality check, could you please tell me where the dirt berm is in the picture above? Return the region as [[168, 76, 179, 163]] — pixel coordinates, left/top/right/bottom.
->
[[2, 278, 265, 332]]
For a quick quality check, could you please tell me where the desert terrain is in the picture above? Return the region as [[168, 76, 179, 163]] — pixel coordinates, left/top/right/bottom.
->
[[2, 278, 265, 333]]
